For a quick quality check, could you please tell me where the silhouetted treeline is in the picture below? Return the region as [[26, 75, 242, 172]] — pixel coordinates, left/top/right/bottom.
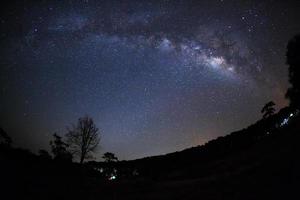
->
[[0, 141, 103, 200], [89, 106, 298, 180], [286, 34, 300, 108]]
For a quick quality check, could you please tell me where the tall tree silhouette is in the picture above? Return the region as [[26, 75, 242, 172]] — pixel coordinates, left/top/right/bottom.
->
[[50, 133, 72, 162], [102, 152, 118, 162], [286, 34, 300, 108], [261, 101, 276, 119], [66, 116, 100, 164]]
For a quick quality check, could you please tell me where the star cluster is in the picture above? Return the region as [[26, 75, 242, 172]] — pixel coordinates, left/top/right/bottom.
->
[[1, 0, 299, 160]]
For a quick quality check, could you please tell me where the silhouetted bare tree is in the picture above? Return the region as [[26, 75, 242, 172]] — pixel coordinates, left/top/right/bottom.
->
[[261, 101, 276, 119], [50, 133, 72, 162], [286, 34, 300, 108], [66, 116, 100, 164], [102, 152, 118, 162]]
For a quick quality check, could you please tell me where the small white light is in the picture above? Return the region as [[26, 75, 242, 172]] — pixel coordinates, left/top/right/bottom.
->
[[280, 118, 289, 126], [109, 175, 116, 180]]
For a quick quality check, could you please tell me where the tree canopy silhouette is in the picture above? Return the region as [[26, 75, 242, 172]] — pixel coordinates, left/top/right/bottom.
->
[[50, 133, 72, 162], [286, 34, 300, 108], [261, 101, 276, 119], [102, 152, 118, 162], [66, 116, 100, 164]]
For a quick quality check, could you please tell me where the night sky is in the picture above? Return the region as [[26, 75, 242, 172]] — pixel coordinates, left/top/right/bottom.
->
[[1, 0, 300, 160]]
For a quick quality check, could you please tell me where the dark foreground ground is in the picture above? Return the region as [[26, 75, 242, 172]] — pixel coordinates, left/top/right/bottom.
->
[[97, 118, 300, 200], [1, 115, 300, 200]]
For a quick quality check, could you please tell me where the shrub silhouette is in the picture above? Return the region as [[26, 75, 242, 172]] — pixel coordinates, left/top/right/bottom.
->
[[38, 149, 52, 160], [0, 127, 12, 146], [261, 101, 276, 119], [50, 133, 72, 162], [102, 152, 118, 162]]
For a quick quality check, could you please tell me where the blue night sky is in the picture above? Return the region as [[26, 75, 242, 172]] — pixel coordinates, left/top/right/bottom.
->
[[1, 0, 299, 160]]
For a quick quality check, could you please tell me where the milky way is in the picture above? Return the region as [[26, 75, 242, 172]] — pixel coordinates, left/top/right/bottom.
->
[[1, 0, 300, 160]]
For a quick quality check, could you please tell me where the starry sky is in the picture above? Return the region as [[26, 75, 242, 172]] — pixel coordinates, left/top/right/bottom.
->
[[1, 0, 300, 160]]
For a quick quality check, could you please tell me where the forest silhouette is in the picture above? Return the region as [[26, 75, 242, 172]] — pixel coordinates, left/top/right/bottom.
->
[[1, 34, 300, 200]]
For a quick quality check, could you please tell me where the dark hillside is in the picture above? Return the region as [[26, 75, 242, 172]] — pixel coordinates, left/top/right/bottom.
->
[[96, 111, 300, 199], [1, 108, 299, 200]]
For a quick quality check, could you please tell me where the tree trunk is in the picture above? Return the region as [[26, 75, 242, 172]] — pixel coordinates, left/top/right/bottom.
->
[[80, 154, 84, 164]]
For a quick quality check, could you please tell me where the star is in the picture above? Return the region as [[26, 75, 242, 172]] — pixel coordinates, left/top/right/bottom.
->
[[0, 0, 296, 160]]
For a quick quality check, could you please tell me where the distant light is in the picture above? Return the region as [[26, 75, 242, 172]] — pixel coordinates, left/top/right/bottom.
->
[[280, 118, 289, 127], [290, 113, 294, 117], [109, 175, 116, 180]]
